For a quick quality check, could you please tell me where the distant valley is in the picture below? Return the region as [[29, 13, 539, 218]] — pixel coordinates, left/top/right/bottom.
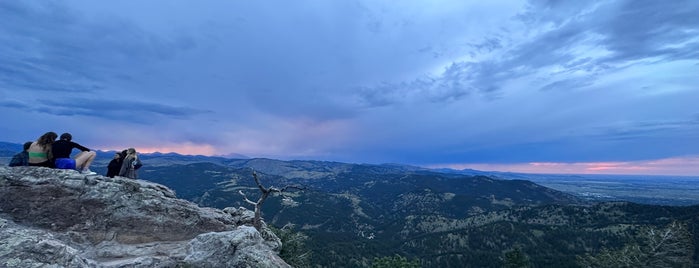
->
[[125, 157, 699, 267], [2, 142, 699, 266]]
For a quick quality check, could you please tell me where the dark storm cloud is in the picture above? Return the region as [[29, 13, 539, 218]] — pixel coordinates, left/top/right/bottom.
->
[[520, 0, 699, 66], [593, 0, 699, 63], [1, 0, 698, 172], [539, 77, 595, 91], [590, 118, 699, 142], [1, 97, 210, 123], [0, 1, 194, 94], [37, 98, 210, 122], [0, 100, 30, 110], [357, 0, 699, 107]]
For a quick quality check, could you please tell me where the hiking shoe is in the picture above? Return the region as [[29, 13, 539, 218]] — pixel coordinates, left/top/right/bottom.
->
[[82, 169, 97, 175]]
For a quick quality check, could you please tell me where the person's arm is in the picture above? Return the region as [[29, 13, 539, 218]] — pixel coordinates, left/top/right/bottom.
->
[[71, 141, 90, 152]]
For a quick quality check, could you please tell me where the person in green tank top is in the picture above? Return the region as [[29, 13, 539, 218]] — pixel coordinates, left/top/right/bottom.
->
[[28, 132, 57, 167]]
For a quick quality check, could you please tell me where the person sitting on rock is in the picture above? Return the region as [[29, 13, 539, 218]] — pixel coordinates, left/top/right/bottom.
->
[[8, 141, 33, 167], [51, 133, 97, 175], [28, 132, 58, 168]]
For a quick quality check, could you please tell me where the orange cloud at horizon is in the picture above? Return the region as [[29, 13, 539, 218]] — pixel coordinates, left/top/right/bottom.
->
[[100, 143, 218, 156], [92, 140, 699, 177], [429, 156, 699, 176]]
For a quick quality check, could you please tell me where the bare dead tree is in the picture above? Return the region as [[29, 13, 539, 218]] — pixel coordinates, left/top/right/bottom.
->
[[239, 170, 304, 231]]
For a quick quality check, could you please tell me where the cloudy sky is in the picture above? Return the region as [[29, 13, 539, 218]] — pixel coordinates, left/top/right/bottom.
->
[[1, 0, 698, 175]]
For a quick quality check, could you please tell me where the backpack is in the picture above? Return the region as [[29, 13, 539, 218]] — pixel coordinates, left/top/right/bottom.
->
[[9, 152, 28, 167], [133, 158, 143, 170]]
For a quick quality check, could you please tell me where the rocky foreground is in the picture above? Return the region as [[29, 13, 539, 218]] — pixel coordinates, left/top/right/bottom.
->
[[0, 166, 290, 268]]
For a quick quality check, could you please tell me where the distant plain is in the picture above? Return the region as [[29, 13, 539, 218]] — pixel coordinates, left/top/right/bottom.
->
[[503, 173, 699, 206]]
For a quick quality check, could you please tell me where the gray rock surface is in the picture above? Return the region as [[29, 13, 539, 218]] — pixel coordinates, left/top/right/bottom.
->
[[185, 226, 289, 267], [0, 166, 290, 268]]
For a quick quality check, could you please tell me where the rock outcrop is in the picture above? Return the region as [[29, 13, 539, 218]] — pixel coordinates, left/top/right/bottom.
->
[[0, 166, 290, 268]]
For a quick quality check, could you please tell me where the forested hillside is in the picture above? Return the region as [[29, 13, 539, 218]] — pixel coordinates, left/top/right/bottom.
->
[[130, 160, 699, 267]]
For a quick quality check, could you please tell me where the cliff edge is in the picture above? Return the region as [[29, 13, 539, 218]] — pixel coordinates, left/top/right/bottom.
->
[[0, 166, 290, 268]]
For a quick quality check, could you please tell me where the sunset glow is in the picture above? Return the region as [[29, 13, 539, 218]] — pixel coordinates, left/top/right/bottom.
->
[[431, 156, 699, 176]]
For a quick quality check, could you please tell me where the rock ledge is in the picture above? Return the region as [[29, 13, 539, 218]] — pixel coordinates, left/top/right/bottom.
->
[[0, 166, 290, 268]]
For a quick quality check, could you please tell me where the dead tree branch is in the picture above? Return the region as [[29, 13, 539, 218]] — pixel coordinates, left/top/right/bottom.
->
[[238, 170, 305, 231]]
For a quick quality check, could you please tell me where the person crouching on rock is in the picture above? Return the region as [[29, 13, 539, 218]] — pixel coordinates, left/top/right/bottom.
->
[[119, 148, 142, 179], [106, 151, 124, 178], [28, 132, 58, 168], [52, 133, 97, 175]]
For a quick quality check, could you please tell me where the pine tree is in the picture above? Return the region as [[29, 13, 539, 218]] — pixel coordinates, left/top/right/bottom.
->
[[503, 247, 530, 268], [371, 254, 420, 268], [270, 224, 312, 268]]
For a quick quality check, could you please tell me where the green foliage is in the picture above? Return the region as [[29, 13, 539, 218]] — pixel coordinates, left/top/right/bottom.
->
[[270, 225, 312, 268], [371, 254, 420, 268], [578, 221, 694, 268], [503, 247, 530, 268], [138, 163, 699, 267]]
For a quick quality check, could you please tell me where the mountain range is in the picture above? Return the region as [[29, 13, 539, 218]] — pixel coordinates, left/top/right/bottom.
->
[[2, 142, 698, 267], [128, 159, 698, 267]]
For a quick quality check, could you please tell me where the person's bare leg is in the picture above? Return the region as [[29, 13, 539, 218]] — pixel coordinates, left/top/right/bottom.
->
[[75, 151, 97, 171], [74, 151, 86, 170]]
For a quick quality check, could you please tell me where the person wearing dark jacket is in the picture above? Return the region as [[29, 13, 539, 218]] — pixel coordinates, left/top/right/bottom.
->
[[9, 141, 33, 167], [52, 133, 97, 174], [106, 152, 124, 178]]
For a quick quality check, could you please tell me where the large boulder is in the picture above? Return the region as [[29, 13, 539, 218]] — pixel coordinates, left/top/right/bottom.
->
[[186, 226, 288, 267], [0, 166, 290, 268]]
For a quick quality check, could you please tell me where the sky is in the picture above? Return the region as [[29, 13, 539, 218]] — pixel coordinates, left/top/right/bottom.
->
[[1, 0, 698, 176]]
